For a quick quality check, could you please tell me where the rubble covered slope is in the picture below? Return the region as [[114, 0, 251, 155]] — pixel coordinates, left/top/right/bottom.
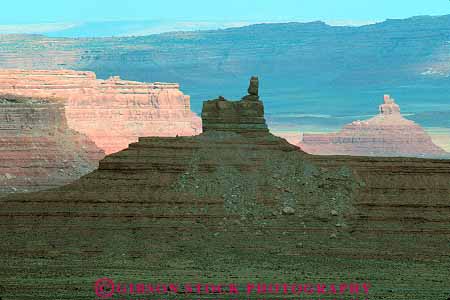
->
[[0, 78, 449, 299]]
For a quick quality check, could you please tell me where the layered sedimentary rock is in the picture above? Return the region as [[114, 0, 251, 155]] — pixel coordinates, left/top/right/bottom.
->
[[0, 34, 82, 70], [299, 95, 449, 158], [201, 77, 269, 136], [2, 19, 450, 142], [0, 94, 104, 194], [1, 79, 449, 299], [0, 69, 202, 154]]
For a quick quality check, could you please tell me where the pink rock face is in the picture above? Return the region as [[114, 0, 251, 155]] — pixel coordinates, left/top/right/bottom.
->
[[298, 95, 449, 158], [0, 95, 104, 193], [0, 70, 202, 154]]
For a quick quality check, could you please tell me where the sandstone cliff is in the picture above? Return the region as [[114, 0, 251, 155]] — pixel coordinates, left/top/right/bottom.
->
[[0, 69, 202, 154], [299, 95, 449, 158], [0, 94, 104, 194], [0, 79, 449, 299]]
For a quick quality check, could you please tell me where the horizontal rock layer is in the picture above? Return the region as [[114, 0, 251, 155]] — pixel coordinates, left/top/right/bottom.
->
[[1, 131, 449, 299], [0, 95, 104, 194], [0, 81, 449, 299], [299, 95, 449, 158], [202, 97, 268, 136], [0, 69, 202, 154]]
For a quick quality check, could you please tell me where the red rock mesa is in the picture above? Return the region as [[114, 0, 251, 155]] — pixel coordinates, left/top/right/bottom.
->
[[0, 69, 202, 154], [298, 95, 449, 158]]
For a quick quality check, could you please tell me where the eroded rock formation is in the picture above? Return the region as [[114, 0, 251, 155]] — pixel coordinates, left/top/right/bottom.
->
[[0, 69, 202, 154], [201, 76, 269, 136], [1, 79, 449, 299], [299, 95, 449, 158], [0, 94, 104, 194]]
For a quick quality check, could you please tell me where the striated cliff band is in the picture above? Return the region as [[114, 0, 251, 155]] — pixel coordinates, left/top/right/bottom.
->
[[0, 69, 202, 154], [0, 94, 104, 194], [0, 78, 449, 299], [2, 16, 450, 120], [299, 95, 449, 158], [2, 17, 450, 153]]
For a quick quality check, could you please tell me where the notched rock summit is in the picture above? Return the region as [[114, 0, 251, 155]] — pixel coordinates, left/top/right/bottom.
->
[[201, 76, 269, 136]]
